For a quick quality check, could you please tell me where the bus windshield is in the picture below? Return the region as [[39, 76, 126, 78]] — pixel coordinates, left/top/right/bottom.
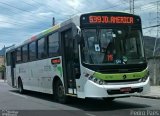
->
[[82, 28, 145, 65]]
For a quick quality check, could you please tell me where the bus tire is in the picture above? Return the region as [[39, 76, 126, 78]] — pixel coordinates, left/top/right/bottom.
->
[[54, 79, 67, 103], [18, 78, 24, 94], [103, 97, 115, 102]]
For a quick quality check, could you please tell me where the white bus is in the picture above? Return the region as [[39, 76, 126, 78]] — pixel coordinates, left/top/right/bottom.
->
[[6, 11, 150, 103]]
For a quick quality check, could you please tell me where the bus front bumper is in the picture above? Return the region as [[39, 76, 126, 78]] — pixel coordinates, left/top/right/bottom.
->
[[84, 77, 150, 98]]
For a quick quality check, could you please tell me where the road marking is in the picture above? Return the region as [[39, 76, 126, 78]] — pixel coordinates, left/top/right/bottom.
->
[[85, 113, 96, 116], [9, 92, 28, 99]]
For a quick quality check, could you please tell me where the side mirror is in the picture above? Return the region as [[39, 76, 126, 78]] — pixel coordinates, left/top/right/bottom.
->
[[75, 35, 82, 44], [73, 38, 81, 79], [76, 26, 81, 44], [73, 36, 79, 59]]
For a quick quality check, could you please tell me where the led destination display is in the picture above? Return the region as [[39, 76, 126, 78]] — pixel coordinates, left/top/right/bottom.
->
[[89, 16, 134, 24]]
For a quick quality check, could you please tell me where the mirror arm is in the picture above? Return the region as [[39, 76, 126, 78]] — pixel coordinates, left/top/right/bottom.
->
[[76, 26, 81, 35]]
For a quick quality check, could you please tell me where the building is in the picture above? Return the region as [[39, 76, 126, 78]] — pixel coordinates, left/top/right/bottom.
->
[[0, 56, 4, 66], [0, 45, 15, 64], [0, 46, 5, 79], [0, 46, 5, 66], [0, 45, 14, 79]]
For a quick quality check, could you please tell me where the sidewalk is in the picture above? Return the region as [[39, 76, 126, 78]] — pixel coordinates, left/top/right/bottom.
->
[[134, 86, 160, 99]]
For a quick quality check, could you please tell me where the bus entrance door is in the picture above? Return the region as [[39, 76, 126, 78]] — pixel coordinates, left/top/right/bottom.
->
[[10, 51, 16, 87], [61, 28, 77, 95]]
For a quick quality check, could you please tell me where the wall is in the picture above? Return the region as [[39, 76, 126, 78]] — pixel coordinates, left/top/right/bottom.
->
[[0, 56, 4, 66], [147, 57, 160, 85], [0, 56, 5, 79]]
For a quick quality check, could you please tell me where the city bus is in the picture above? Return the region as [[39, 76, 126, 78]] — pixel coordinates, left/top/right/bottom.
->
[[5, 11, 150, 103]]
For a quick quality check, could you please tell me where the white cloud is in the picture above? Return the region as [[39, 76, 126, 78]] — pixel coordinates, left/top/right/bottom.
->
[[37, 12, 53, 17], [0, 15, 15, 28], [0, 22, 14, 28], [67, 0, 81, 9]]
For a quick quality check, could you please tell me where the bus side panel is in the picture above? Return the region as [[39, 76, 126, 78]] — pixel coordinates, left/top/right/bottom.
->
[[16, 63, 30, 89], [6, 66, 12, 87], [38, 56, 64, 94], [15, 62, 39, 91], [14, 57, 64, 94], [37, 58, 52, 93], [28, 61, 39, 91]]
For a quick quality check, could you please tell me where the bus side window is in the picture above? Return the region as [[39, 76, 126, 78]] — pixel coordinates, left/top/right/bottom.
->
[[6, 53, 11, 66], [22, 45, 28, 62], [48, 32, 59, 57], [29, 42, 36, 61], [37, 38, 47, 59], [16, 47, 22, 62]]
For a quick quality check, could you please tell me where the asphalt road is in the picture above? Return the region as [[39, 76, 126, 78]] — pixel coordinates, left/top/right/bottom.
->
[[0, 82, 160, 116]]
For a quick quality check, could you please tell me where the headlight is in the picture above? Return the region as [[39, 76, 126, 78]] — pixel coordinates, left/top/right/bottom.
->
[[93, 78, 98, 83], [88, 76, 105, 85], [88, 76, 93, 80], [98, 80, 105, 85]]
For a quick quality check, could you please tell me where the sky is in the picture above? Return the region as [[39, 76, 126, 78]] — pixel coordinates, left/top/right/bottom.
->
[[0, 0, 159, 49]]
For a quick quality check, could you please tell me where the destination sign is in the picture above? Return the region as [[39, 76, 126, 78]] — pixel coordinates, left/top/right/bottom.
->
[[89, 16, 134, 24]]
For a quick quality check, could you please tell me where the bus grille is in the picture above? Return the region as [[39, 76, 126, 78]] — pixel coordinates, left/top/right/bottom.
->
[[104, 78, 141, 85], [98, 68, 144, 73]]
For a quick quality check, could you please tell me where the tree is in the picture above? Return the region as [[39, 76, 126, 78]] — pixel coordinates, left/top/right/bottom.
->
[[0, 65, 5, 72]]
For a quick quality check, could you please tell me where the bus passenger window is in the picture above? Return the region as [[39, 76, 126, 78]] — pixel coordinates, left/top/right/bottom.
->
[[38, 38, 46, 59], [48, 32, 59, 57], [6, 53, 11, 66], [16, 47, 22, 62], [22, 45, 28, 62], [29, 42, 36, 61]]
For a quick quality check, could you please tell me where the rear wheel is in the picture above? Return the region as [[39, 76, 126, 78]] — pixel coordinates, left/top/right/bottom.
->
[[54, 80, 68, 103], [18, 79, 24, 94]]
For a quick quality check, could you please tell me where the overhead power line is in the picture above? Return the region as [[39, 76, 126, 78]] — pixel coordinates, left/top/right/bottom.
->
[[135, 1, 158, 9], [143, 25, 160, 29], [0, 21, 22, 26], [31, 0, 62, 14], [0, 1, 31, 13], [20, 0, 37, 8]]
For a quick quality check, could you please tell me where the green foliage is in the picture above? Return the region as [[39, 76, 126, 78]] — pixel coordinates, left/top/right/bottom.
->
[[0, 65, 5, 72]]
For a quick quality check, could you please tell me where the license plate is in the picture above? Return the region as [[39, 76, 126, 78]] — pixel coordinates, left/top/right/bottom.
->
[[120, 87, 132, 92]]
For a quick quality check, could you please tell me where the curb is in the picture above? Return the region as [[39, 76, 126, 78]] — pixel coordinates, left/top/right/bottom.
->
[[132, 95, 160, 99]]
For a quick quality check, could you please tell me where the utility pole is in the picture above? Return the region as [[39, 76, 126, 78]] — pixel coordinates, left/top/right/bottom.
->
[[130, 0, 134, 14], [153, 1, 160, 85], [149, 13, 152, 35], [52, 17, 55, 26]]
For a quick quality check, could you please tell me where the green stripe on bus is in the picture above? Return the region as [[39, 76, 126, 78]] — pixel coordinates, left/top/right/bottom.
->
[[43, 24, 60, 35], [57, 66, 62, 77], [36, 24, 60, 39], [93, 69, 148, 81]]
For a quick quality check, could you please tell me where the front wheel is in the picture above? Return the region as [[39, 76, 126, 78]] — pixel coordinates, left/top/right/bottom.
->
[[54, 80, 68, 103]]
